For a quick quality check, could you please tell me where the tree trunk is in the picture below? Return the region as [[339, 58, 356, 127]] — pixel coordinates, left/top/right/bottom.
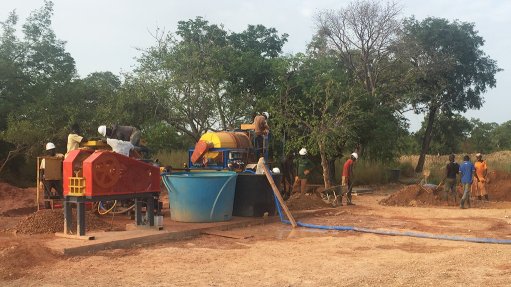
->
[[214, 93, 227, 130], [415, 106, 438, 173], [318, 140, 332, 188], [328, 158, 337, 185]]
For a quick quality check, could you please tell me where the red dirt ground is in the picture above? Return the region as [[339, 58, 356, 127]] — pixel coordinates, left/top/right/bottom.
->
[[1, 178, 510, 285]]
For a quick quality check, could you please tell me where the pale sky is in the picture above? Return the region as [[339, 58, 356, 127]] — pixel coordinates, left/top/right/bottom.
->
[[1, 0, 510, 131]]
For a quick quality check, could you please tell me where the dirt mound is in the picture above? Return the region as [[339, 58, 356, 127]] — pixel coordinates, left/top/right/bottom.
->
[[0, 238, 61, 280], [0, 182, 35, 215], [15, 209, 113, 234], [379, 185, 450, 207], [486, 170, 511, 201], [286, 193, 333, 210]]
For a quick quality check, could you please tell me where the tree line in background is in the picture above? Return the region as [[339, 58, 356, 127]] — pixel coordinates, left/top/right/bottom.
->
[[0, 0, 501, 185]]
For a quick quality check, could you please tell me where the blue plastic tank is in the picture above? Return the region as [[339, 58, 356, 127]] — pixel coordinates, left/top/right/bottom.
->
[[162, 172, 238, 222]]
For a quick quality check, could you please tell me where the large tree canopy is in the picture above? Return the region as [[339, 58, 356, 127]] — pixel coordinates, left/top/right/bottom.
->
[[130, 17, 288, 140], [396, 17, 501, 172]]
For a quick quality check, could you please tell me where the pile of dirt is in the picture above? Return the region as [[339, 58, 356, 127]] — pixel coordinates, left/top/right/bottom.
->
[[14, 209, 113, 234], [379, 185, 449, 207], [0, 182, 35, 216], [0, 239, 61, 280], [486, 170, 511, 201], [286, 193, 333, 210]]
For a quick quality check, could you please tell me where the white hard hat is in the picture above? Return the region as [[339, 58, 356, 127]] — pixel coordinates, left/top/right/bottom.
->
[[351, 152, 358, 159], [45, 142, 56, 150], [476, 153, 482, 157], [262, 112, 269, 119], [272, 167, 281, 174], [98, 125, 107, 136], [299, 148, 307, 156]]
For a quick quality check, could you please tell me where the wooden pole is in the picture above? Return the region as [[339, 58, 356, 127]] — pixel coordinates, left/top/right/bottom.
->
[[261, 161, 297, 228]]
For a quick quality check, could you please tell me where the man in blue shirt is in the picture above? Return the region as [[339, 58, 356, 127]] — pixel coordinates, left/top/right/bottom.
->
[[459, 155, 478, 209]]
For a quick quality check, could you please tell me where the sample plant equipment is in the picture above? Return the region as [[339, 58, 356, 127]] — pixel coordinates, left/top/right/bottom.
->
[[62, 149, 161, 237], [189, 131, 254, 171], [188, 123, 271, 171]]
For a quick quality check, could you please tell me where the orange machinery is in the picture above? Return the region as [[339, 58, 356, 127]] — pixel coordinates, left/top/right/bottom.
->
[[62, 149, 160, 236], [189, 131, 254, 170]]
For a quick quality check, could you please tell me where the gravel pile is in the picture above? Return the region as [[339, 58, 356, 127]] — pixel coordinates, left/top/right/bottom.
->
[[15, 209, 112, 234], [379, 184, 447, 207]]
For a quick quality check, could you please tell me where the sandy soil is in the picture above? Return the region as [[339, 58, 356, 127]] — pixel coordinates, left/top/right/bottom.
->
[[1, 183, 510, 286]]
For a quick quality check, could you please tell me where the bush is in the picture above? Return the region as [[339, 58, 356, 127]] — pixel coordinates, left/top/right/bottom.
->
[[399, 161, 415, 178]]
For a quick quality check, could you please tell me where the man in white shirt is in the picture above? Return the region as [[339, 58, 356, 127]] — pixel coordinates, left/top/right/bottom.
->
[[106, 138, 134, 156]]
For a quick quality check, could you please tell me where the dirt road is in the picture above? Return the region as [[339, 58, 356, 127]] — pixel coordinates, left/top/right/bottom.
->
[[1, 188, 510, 286]]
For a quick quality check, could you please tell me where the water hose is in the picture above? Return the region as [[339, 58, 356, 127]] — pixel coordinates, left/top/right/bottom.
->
[[273, 195, 511, 244]]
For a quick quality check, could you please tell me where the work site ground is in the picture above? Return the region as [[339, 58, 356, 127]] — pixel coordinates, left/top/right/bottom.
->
[[1, 183, 510, 286]]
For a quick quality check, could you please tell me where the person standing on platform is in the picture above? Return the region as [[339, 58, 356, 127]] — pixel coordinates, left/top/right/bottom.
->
[[252, 112, 269, 160], [65, 123, 87, 158]]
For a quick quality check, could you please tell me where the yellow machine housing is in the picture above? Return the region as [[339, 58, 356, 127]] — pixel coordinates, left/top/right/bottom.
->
[[199, 132, 252, 160]]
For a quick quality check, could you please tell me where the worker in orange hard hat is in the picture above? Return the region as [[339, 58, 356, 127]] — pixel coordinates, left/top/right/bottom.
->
[[252, 112, 269, 160]]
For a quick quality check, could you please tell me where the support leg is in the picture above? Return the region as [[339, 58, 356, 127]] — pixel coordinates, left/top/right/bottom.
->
[[77, 201, 86, 236], [64, 199, 72, 234], [135, 199, 143, 226], [147, 197, 155, 227]]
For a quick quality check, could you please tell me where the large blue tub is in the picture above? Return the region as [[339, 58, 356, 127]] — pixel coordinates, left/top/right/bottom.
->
[[162, 172, 238, 222]]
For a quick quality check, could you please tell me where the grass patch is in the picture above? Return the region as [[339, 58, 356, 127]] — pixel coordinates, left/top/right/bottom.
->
[[154, 150, 189, 168]]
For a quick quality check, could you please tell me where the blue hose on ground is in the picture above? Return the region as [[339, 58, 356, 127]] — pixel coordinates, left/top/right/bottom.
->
[[273, 194, 511, 244]]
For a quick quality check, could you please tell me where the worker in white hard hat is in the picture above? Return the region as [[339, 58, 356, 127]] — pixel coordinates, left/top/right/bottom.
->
[[252, 112, 269, 160], [39, 143, 64, 208], [293, 148, 313, 198], [340, 152, 358, 206], [98, 124, 141, 146], [474, 153, 489, 201]]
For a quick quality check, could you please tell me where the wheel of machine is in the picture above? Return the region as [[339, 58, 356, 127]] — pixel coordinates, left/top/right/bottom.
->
[[92, 153, 121, 189]]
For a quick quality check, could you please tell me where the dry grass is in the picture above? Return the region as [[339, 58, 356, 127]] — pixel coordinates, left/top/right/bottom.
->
[[399, 150, 511, 183], [154, 150, 189, 168], [153, 150, 511, 185]]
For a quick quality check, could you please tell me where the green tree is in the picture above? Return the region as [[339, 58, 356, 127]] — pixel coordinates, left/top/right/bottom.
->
[[415, 113, 472, 154], [274, 53, 364, 188], [0, 1, 77, 175], [397, 17, 501, 172], [466, 118, 497, 153], [315, 1, 408, 161], [131, 17, 287, 141], [492, 121, 511, 150]]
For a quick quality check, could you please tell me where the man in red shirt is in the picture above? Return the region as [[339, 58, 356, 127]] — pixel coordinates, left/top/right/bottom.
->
[[340, 152, 358, 205]]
